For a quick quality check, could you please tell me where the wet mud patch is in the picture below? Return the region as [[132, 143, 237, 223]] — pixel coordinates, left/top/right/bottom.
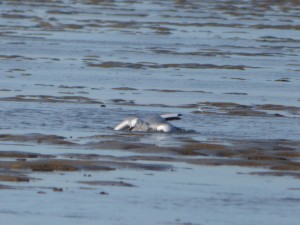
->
[[150, 47, 275, 58], [180, 139, 300, 172], [145, 89, 211, 94], [0, 95, 102, 105], [0, 55, 35, 61], [258, 36, 300, 44], [256, 104, 300, 116], [35, 84, 55, 87], [0, 134, 76, 146], [189, 158, 267, 168], [0, 171, 30, 183], [88, 140, 165, 152], [81, 136, 300, 172], [1, 159, 114, 172], [275, 78, 290, 82], [79, 180, 136, 187], [194, 102, 300, 117], [106, 101, 300, 118], [0, 151, 52, 159], [110, 98, 135, 105], [175, 141, 228, 156], [223, 92, 248, 96], [112, 87, 138, 91], [186, 155, 300, 172], [0, 175, 29, 182], [1, 132, 299, 174], [249, 171, 300, 180], [58, 85, 87, 89], [253, 24, 300, 30], [0, 184, 16, 190], [87, 61, 252, 70], [0, 149, 173, 173], [108, 99, 200, 109]]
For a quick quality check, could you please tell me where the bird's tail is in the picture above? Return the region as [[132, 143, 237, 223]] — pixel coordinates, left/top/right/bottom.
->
[[160, 113, 181, 121]]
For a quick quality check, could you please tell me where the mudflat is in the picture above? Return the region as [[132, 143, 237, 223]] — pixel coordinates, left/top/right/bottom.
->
[[1, 0, 300, 225]]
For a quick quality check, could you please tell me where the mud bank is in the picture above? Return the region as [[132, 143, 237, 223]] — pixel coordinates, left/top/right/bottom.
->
[[1, 133, 300, 178]]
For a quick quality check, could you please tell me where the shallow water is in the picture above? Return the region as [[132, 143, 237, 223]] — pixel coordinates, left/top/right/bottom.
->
[[1, 0, 300, 224], [2, 165, 300, 225]]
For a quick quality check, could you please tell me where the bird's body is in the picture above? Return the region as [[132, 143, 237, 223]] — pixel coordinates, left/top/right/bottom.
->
[[114, 114, 182, 133]]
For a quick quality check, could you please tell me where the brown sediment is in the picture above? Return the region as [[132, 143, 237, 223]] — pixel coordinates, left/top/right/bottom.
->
[[270, 162, 300, 171], [0, 131, 299, 176], [197, 102, 265, 117], [80, 133, 147, 140], [145, 89, 210, 93], [64, 24, 84, 29], [201, 102, 242, 108], [250, 171, 300, 179], [110, 21, 138, 29], [2, 159, 113, 172], [109, 100, 201, 109], [0, 175, 30, 182], [30, 163, 77, 172], [0, 151, 52, 159], [59, 91, 74, 95], [150, 48, 275, 58], [35, 83, 54, 87], [253, 24, 300, 30], [189, 158, 265, 168], [193, 102, 300, 117], [87, 138, 300, 172], [0, 168, 32, 182], [112, 87, 138, 91], [153, 26, 173, 35], [1, 13, 40, 20], [79, 181, 136, 187], [87, 61, 251, 70], [1, 157, 172, 172], [58, 85, 87, 89], [228, 110, 267, 116], [256, 104, 300, 114], [182, 139, 300, 172], [246, 155, 288, 161], [107, 100, 299, 117], [276, 152, 300, 158], [90, 140, 157, 150], [111, 99, 135, 104], [0, 134, 76, 146], [275, 78, 290, 82], [176, 149, 204, 156], [230, 77, 247, 80], [258, 36, 300, 43], [175, 142, 227, 156], [0, 55, 34, 60], [53, 187, 63, 192], [0, 184, 16, 189], [223, 92, 248, 95], [0, 95, 102, 105]]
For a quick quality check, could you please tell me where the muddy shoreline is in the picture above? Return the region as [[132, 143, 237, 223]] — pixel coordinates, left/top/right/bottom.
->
[[1, 133, 300, 187]]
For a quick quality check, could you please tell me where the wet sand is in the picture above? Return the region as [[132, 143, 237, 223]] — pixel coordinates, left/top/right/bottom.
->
[[1, 0, 300, 224]]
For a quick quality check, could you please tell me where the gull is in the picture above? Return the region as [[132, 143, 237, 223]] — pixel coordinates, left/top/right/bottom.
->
[[114, 113, 182, 132]]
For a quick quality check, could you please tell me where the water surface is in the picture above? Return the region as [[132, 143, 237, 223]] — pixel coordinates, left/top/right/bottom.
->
[[1, 0, 300, 224]]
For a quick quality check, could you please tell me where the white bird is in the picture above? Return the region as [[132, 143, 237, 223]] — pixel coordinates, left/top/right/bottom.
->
[[114, 113, 182, 133]]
